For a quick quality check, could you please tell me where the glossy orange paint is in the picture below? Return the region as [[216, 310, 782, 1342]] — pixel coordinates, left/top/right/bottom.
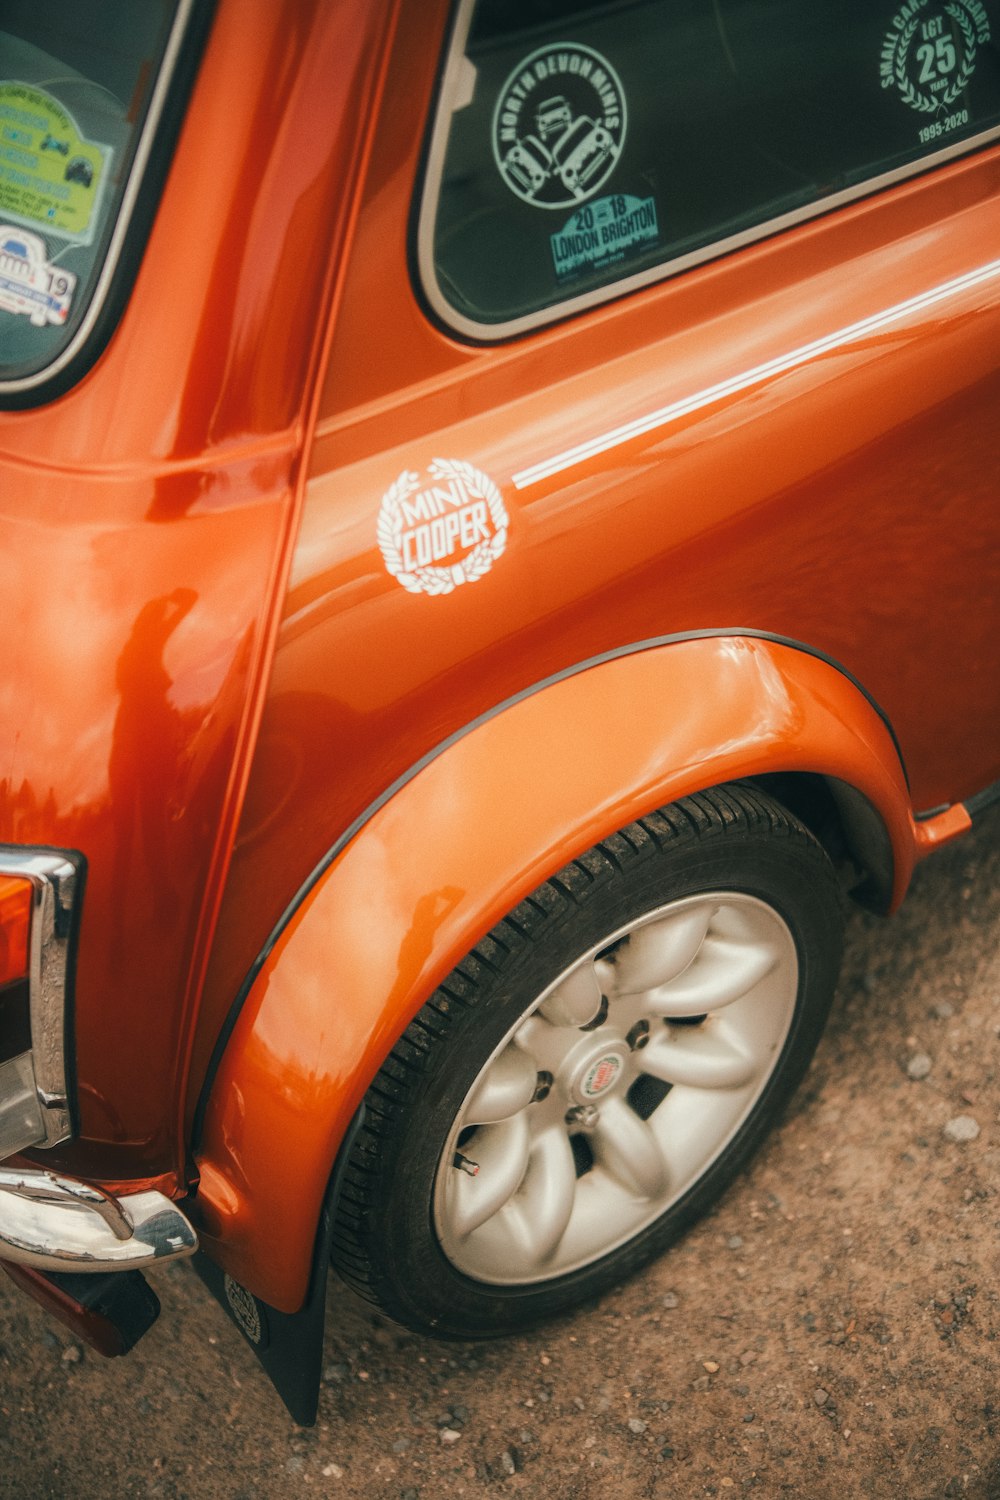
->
[[2, 0, 997, 1341], [0, 1, 399, 1185], [193, 635, 917, 1310], [191, 0, 1000, 1153]]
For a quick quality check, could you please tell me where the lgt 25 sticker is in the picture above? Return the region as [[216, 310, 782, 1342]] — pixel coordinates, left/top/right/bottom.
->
[[492, 44, 626, 209], [881, 0, 990, 132], [378, 459, 508, 596]]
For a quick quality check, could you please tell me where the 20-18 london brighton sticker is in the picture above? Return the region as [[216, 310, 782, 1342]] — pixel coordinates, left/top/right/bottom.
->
[[881, 1, 990, 121], [492, 44, 626, 209], [377, 459, 508, 596]]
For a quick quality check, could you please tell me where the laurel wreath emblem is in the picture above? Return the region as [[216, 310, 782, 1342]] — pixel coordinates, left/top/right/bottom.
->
[[376, 458, 509, 596], [892, 2, 981, 114]]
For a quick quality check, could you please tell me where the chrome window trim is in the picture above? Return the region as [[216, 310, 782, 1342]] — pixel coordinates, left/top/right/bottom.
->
[[0, 848, 82, 1159], [416, 0, 1000, 342], [0, 0, 199, 397]]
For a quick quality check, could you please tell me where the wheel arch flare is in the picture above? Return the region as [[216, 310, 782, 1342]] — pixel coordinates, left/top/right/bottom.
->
[[192, 633, 916, 1312]]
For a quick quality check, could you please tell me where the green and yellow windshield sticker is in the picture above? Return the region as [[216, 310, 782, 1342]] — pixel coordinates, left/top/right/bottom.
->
[[0, 82, 111, 246]]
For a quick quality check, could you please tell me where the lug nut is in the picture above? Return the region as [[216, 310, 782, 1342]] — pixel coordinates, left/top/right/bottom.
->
[[532, 1071, 554, 1103], [565, 1103, 600, 1128], [626, 1020, 650, 1050]]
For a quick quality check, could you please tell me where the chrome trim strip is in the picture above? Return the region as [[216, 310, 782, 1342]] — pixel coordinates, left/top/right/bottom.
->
[[417, 0, 1000, 343], [0, 1167, 198, 1272], [0, 848, 82, 1158], [511, 256, 1000, 488], [0, 0, 200, 397]]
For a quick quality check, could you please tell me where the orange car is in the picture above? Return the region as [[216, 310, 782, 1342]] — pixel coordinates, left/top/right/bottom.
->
[[1, 0, 998, 1423]]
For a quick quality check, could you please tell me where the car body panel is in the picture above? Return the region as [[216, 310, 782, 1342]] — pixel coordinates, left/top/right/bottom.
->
[[0, 0, 398, 1188], [0, 0, 997, 1387], [193, 633, 917, 1311]]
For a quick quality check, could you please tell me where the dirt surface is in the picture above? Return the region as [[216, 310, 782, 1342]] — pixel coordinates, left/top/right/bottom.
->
[[1, 807, 998, 1500]]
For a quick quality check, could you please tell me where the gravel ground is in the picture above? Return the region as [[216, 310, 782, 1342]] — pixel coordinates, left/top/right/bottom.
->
[[1, 806, 998, 1500]]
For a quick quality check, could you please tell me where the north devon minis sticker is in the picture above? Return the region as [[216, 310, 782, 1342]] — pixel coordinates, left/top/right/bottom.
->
[[0, 82, 111, 245], [881, 1, 990, 114], [377, 458, 509, 596], [551, 193, 658, 279], [492, 44, 626, 209]]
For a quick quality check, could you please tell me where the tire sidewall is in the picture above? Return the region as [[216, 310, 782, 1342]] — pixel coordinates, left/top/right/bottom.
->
[[370, 813, 842, 1336]]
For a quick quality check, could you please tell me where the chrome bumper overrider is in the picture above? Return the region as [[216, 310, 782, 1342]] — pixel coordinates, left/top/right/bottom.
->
[[0, 1166, 198, 1273]]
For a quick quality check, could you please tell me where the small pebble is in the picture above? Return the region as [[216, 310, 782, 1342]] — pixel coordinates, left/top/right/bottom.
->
[[703, 1361, 720, 1374], [943, 1115, 981, 1143], [321, 1462, 343, 1479], [440, 1428, 462, 1445], [662, 1292, 679, 1309], [61, 1345, 83, 1366], [814, 1389, 829, 1406], [932, 1001, 955, 1019], [627, 1418, 648, 1435], [499, 1450, 517, 1476], [727, 1235, 744, 1250], [907, 1053, 932, 1080]]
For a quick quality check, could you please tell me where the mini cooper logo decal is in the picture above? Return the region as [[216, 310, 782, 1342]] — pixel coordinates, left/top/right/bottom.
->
[[492, 44, 626, 210], [881, 1, 990, 117], [224, 1274, 265, 1346], [582, 1054, 624, 1098], [377, 458, 508, 596]]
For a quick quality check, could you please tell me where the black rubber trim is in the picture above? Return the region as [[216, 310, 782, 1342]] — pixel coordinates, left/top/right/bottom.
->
[[0, 0, 217, 410], [965, 779, 1000, 820], [190, 628, 905, 1153]]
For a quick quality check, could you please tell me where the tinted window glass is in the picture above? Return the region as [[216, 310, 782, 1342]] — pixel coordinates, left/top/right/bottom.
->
[[0, 2, 183, 387], [422, 0, 1000, 334]]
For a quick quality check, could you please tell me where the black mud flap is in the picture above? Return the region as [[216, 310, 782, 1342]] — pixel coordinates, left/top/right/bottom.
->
[[192, 1105, 364, 1425]]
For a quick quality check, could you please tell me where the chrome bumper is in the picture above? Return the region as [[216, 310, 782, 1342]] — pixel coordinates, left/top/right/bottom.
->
[[0, 1166, 198, 1273]]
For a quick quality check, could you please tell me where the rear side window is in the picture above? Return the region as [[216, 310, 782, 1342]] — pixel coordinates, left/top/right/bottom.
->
[[419, 0, 1000, 338], [0, 0, 209, 402]]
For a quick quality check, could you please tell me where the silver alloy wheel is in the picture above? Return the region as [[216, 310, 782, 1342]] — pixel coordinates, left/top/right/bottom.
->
[[433, 892, 798, 1284]]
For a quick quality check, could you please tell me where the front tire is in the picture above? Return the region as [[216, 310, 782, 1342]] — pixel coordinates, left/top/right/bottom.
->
[[331, 783, 843, 1336]]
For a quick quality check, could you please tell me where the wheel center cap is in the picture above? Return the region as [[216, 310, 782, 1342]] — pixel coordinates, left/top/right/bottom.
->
[[575, 1048, 627, 1102]]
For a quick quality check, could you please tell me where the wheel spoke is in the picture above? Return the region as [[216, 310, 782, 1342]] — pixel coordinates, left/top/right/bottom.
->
[[639, 1022, 758, 1090], [448, 1115, 531, 1238], [464, 1044, 538, 1124], [539, 964, 604, 1027], [591, 1097, 670, 1200], [503, 1126, 577, 1267], [645, 933, 780, 1017], [609, 905, 713, 996]]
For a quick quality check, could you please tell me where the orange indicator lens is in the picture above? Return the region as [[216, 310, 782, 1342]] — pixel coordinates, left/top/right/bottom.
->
[[0, 876, 33, 988]]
